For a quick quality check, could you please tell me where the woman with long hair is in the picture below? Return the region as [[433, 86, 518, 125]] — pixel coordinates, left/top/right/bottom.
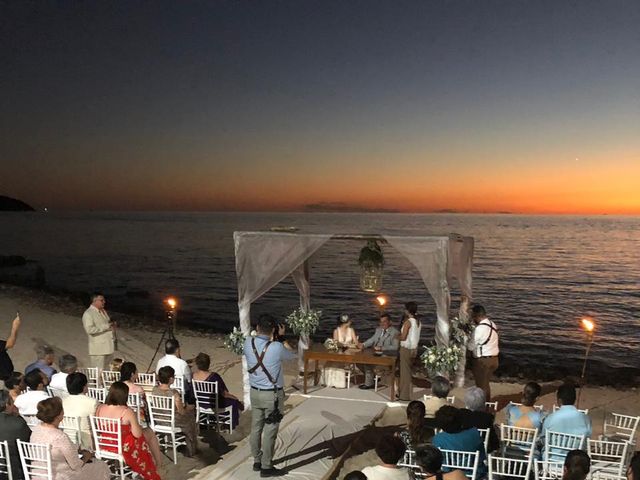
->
[[415, 445, 467, 480], [397, 302, 421, 401], [397, 400, 434, 449]]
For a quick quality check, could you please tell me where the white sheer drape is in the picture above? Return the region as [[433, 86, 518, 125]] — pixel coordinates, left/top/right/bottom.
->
[[291, 261, 312, 372], [384, 235, 451, 346], [234, 232, 331, 405]]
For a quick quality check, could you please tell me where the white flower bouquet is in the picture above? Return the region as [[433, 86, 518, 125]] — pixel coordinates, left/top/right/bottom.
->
[[224, 327, 246, 355], [450, 316, 471, 348], [420, 344, 463, 378], [324, 338, 339, 352], [285, 307, 322, 336]]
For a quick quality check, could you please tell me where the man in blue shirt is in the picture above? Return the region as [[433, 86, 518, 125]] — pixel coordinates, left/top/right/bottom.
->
[[24, 344, 57, 381], [244, 314, 296, 478], [541, 384, 592, 461]]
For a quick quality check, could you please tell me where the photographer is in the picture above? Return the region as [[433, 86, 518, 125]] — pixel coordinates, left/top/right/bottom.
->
[[244, 314, 296, 478]]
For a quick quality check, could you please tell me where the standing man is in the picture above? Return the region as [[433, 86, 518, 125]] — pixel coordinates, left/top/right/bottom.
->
[[82, 293, 115, 370], [244, 314, 296, 478], [397, 302, 422, 401], [0, 313, 21, 386], [357, 313, 400, 390], [468, 304, 499, 401]]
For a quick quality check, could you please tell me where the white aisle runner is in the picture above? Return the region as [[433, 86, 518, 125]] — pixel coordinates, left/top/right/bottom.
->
[[195, 387, 392, 480]]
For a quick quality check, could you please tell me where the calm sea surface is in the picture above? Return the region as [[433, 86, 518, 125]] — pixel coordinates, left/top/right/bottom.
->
[[2, 212, 639, 384]]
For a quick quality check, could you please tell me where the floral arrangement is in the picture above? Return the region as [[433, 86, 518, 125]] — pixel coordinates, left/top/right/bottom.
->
[[224, 327, 246, 355], [450, 315, 472, 348], [420, 344, 463, 378], [324, 338, 339, 352], [285, 307, 322, 336]]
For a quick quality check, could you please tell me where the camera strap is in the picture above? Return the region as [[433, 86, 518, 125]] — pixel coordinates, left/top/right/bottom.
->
[[248, 338, 278, 386]]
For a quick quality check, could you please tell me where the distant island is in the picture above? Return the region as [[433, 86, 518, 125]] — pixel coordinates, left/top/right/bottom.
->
[[0, 195, 35, 211]]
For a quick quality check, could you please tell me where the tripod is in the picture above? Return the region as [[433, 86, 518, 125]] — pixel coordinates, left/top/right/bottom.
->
[[146, 310, 177, 373]]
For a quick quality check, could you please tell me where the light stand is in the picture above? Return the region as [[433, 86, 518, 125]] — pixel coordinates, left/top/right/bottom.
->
[[576, 317, 595, 409], [147, 298, 179, 373]]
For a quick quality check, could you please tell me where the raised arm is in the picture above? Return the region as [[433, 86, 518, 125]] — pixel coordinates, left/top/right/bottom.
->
[[5, 314, 20, 349]]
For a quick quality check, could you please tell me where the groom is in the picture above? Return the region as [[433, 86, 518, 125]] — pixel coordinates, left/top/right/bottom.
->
[[357, 313, 400, 389]]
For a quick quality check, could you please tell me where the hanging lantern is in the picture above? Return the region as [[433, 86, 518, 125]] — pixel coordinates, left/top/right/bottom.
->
[[359, 240, 384, 292]]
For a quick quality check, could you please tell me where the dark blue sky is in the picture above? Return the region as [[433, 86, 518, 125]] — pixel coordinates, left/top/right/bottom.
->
[[2, 1, 639, 212]]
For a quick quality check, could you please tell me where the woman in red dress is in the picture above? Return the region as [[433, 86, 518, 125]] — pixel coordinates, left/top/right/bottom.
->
[[96, 381, 163, 479]]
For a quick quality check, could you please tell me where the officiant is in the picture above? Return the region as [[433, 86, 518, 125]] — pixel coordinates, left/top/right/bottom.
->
[[357, 313, 399, 389]]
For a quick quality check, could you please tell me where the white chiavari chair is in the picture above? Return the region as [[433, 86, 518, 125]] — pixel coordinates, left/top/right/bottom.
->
[[587, 439, 629, 477], [441, 448, 480, 480], [100, 370, 120, 389], [78, 367, 99, 388], [90, 415, 134, 479], [543, 430, 585, 463], [147, 394, 186, 464], [0, 440, 13, 480], [192, 379, 233, 434], [17, 440, 53, 480]]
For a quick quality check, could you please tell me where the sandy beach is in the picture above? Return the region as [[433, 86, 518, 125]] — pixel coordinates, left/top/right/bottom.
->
[[1, 283, 638, 479]]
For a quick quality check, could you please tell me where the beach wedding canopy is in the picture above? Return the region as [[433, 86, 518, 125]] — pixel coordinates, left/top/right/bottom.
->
[[233, 231, 474, 405]]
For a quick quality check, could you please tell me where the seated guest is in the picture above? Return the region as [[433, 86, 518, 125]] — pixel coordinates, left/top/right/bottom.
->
[[96, 382, 162, 479], [110, 357, 124, 372], [0, 389, 31, 480], [425, 376, 452, 418], [49, 354, 78, 394], [152, 366, 198, 457], [5, 371, 25, 402], [120, 362, 145, 395], [458, 386, 499, 452], [62, 372, 98, 449], [397, 400, 434, 450], [563, 449, 590, 480], [0, 313, 20, 386], [25, 344, 57, 380], [357, 314, 400, 390], [541, 384, 591, 461], [361, 434, 411, 480], [433, 405, 487, 479], [415, 445, 468, 480], [30, 397, 111, 480], [14, 369, 49, 416], [505, 382, 543, 429], [344, 471, 368, 480], [192, 352, 243, 429], [628, 452, 640, 480], [155, 338, 191, 381]]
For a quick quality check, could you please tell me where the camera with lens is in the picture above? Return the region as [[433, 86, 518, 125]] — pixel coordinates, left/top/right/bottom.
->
[[264, 399, 283, 424]]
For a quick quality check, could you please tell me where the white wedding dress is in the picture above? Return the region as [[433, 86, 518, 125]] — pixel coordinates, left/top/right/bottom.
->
[[322, 327, 357, 389]]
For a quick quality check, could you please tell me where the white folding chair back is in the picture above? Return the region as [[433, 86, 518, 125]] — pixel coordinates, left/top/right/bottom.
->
[[0, 440, 13, 480], [78, 367, 99, 388], [169, 375, 186, 402], [59, 416, 82, 445], [486, 401, 498, 413], [510, 401, 544, 412], [478, 428, 491, 453], [441, 449, 480, 480], [147, 394, 186, 464], [87, 387, 106, 403], [90, 415, 133, 479], [587, 439, 629, 477], [192, 379, 233, 434], [500, 424, 538, 455], [397, 447, 418, 469], [544, 430, 585, 462], [136, 372, 157, 390], [552, 404, 589, 415], [423, 394, 456, 405], [534, 460, 564, 480], [488, 454, 532, 480], [127, 392, 143, 424], [602, 412, 640, 444], [16, 440, 52, 480], [101, 370, 120, 389], [45, 386, 67, 399]]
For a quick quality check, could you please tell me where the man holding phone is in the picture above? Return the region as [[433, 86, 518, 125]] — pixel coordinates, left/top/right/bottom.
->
[[0, 313, 21, 387]]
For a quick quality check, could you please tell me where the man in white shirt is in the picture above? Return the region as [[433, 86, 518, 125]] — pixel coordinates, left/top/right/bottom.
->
[[361, 434, 411, 480], [156, 338, 191, 381], [82, 293, 115, 370], [467, 304, 499, 401], [62, 372, 98, 449], [14, 369, 49, 416], [49, 354, 78, 396]]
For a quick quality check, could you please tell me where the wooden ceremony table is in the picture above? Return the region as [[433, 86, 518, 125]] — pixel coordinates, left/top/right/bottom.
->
[[303, 344, 397, 400]]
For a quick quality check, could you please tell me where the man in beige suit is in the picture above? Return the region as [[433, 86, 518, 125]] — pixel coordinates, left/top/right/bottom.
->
[[82, 293, 115, 369]]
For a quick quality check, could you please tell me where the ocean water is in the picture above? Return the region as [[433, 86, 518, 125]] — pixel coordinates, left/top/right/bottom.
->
[[2, 212, 639, 385]]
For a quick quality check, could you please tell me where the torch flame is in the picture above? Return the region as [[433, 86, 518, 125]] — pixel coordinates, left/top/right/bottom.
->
[[166, 297, 178, 309], [376, 295, 387, 306], [581, 318, 594, 332]]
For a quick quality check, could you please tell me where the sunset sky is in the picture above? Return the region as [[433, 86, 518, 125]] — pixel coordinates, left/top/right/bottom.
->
[[2, 1, 639, 214]]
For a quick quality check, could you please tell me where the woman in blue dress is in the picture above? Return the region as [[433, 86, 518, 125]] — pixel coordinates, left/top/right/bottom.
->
[[505, 382, 544, 429]]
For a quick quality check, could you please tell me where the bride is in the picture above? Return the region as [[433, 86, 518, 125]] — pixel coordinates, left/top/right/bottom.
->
[[323, 314, 359, 388]]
